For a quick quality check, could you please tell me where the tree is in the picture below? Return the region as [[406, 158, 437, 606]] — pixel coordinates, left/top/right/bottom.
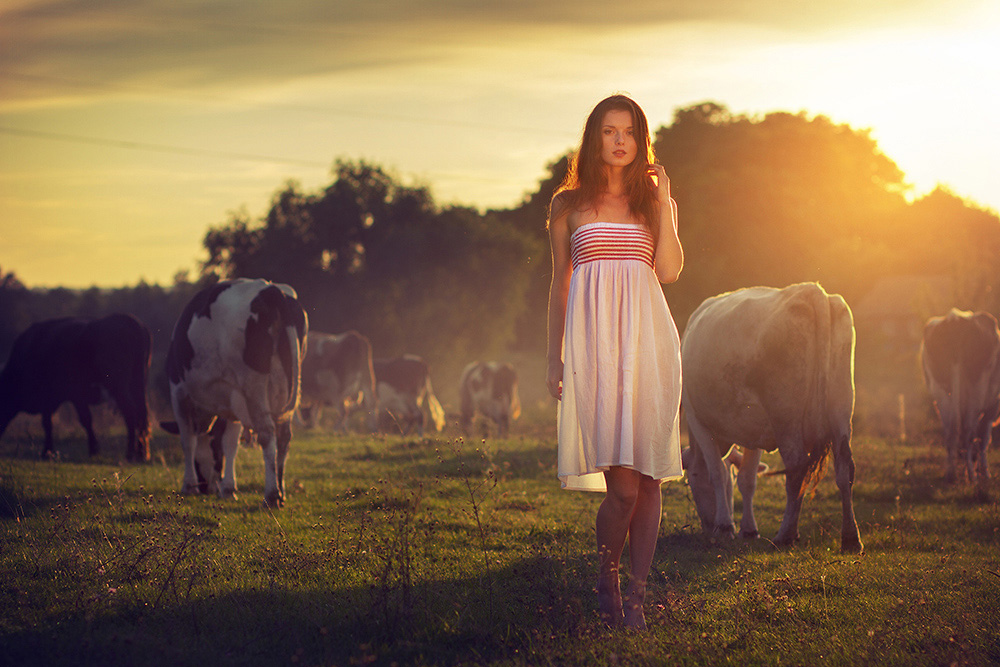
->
[[506, 101, 1000, 339], [0, 266, 29, 359], [494, 155, 572, 351], [200, 160, 541, 370], [653, 102, 911, 324]]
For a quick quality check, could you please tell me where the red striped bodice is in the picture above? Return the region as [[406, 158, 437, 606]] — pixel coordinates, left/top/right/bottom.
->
[[570, 222, 654, 270]]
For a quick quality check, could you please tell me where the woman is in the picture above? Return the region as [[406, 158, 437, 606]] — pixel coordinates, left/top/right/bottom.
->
[[545, 94, 684, 630]]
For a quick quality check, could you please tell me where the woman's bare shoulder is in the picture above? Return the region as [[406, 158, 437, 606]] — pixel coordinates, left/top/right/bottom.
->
[[549, 189, 577, 222]]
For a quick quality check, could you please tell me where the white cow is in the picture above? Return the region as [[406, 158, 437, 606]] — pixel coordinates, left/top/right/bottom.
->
[[920, 308, 1000, 485], [373, 355, 445, 435], [299, 330, 378, 432], [164, 278, 307, 507], [459, 361, 521, 437], [681, 282, 863, 553]]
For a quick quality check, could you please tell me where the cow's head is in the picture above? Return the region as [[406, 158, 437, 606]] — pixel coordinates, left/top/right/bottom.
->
[[681, 446, 723, 532], [683, 445, 770, 532]]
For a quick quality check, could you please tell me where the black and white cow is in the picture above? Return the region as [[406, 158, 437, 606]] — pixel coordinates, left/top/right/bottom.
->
[[299, 330, 378, 432], [459, 361, 521, 437], [0, 313, 152, 461], [681, 283, 863, 553], [164, 279, 307, 507], [920, 308, 1000, 485], [373, 355, 445, 435]]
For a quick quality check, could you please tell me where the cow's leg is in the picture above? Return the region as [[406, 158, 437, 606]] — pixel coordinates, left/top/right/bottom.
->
[[459, 384, 474, 436], [172, 393, 203, 495], [686, 410, 735, 535], [968, 440, 982, 484], [334, 404, 349, 433], [978, 416, 994, 483], [363, 390, 378, 434], [413, 403, 425, 437], [831, 431, 863, 552], [109, 385, 146, 463], [179, 425, 202, 495], [72, 400, 99, 456], [218, 421, 242, 498], [41, 411, 55, 459], [275, 420, 291, 503], [256, 417, 283, 508], [298, 405, 315, 430], [108, 387, 136, 461], [941, 413, 960, 483], [736, 447, 762, 539], [498, 415, 509, 438], [681, 444, 716, 531], [774, 439, 809, 546], [123, 408, 139, 462], [773, 468, 807, 546], [958, 413, 976, 485], [193, 432, 219, 494]]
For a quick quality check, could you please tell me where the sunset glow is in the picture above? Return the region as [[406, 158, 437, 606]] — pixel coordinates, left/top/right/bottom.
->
[[0, 0, 996, 287]]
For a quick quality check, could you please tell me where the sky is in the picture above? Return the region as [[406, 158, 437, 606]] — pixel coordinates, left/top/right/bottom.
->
[[1, 0, 998, 288]]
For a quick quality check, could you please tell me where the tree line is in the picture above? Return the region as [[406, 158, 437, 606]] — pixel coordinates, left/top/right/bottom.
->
[[2, 101, 998, 407]]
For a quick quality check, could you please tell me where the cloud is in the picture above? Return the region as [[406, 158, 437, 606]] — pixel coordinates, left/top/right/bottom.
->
[[1, 0, 979, 106]]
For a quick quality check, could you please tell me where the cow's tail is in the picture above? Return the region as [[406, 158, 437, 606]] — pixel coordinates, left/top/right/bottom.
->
[[276, 291, 308, 416], [424, 376, 446, 432], [802, 284, 834, 492], [283, 316, 306, 415]]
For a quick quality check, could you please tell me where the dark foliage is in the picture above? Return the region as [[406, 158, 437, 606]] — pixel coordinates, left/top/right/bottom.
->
[[3, 103, 999, 392]]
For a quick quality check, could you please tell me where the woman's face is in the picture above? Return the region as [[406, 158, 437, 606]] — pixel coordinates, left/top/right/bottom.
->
[[599, 109, 637, 168]]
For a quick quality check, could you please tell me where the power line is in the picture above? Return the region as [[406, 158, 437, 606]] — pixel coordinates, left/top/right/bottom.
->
[[0, 125, 330, 168], [0, 125, 545, 188]]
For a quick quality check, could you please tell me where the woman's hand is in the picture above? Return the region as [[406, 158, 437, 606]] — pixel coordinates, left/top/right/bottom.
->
[[546, 359, 564, 400], [647, 163, 671, 204]]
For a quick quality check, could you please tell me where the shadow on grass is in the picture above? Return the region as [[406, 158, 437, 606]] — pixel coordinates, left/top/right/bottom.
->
[[0, 429, 181, 466], [1, 549, 676, 667]]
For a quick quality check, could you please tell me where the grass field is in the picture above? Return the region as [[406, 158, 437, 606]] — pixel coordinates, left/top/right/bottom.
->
[[1, 410, 998, 667]]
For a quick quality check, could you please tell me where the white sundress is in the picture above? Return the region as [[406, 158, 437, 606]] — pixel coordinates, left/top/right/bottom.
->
[[557, 221, 683, 492]]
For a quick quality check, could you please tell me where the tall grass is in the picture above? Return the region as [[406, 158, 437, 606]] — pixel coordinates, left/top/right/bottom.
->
[[1, 419, 998, 666]]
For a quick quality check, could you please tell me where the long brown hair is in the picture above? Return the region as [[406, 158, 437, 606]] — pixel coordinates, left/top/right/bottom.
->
[[553, 94, 659, 236]]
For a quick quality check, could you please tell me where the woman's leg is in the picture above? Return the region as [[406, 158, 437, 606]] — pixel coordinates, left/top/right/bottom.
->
[[595, 467, 641, 626], [622, 474, 663, 629]]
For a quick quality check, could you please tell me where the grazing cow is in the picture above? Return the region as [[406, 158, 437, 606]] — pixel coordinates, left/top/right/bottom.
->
[[0, 314, 151, 461], [373, 355, 445, 435], [459, 361, 521, 437], [681, 283, 863, 553], [165, 278, 307, 507], [920, 308, 1000, 485], [299, 330, 378, 432]]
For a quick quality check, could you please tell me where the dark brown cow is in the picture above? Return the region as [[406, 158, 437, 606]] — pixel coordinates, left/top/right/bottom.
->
[[373, 355, 445, 435], [920, 308, 1000, 485], [459, 361, 521, 437], [164, 279, 307, 507], [0, 314, 152, 461], [299, 330, 378, 432]]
